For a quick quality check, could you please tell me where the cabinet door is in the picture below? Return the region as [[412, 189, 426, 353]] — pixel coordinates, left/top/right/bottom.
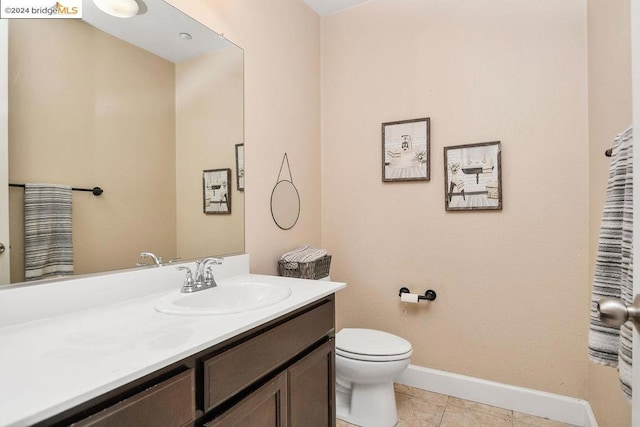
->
[[288, 340, 335, 427], [206, 372, 288, 427]]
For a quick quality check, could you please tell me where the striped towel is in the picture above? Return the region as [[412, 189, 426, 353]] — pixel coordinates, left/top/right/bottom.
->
[[281, 245, 327, 267], [588, 127, 633, 400], [24, 184, 74, 281]]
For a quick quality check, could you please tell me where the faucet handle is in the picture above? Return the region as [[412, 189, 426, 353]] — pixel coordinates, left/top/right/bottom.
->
[[176, 266, 196, 292], [204, 266, 217, 287]]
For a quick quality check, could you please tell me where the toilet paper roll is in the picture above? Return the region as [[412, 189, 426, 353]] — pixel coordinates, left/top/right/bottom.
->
[[400, 293, 419, 303]]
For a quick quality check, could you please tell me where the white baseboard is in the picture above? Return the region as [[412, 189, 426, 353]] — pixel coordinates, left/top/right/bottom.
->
[[395, 365, 597, 427]]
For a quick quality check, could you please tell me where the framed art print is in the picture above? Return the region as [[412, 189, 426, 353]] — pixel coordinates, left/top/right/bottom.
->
[[382, 117, 430, 182], [235, 143, 245, 191], [444, 141, 502, 211], [203, 168, 232, 214]]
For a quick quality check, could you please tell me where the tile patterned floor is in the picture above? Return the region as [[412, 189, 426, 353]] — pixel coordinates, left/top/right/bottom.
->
[[336, 384, 578, 427]]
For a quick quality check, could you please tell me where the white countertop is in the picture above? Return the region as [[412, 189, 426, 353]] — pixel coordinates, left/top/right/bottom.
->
[[0, 270, 345, 427]]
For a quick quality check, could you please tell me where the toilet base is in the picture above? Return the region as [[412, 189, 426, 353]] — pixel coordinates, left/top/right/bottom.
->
[[336, 380, 398, 427]]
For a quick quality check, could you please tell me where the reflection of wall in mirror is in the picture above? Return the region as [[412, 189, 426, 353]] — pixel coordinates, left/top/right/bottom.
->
[[176, 47, 244, 259], [7, 17, 245, 284], [8, 19, 177, 282]]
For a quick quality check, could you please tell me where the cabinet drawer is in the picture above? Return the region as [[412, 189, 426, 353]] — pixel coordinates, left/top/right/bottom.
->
[[73, 369, 195, 427], [203, 300, 334, 411]]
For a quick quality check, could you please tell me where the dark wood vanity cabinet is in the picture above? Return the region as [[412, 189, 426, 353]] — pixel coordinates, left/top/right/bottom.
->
[[42, 296, 336, 427], [206, 339, 335, 427]]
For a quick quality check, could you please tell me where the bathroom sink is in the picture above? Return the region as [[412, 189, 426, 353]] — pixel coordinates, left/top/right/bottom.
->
[[154, 281, 292, 316]]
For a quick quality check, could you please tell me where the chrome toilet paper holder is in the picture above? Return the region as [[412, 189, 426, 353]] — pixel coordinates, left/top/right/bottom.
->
[[399, 287, 437, 301]]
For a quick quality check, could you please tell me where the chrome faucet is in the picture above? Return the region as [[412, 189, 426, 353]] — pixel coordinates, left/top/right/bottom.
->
[[178, 257, 224, 293], [196, 257, 224, 287], [139, 252, 162, 266]]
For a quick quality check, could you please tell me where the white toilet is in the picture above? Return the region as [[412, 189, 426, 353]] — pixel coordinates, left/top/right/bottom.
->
[[335, 328, 412, 427]]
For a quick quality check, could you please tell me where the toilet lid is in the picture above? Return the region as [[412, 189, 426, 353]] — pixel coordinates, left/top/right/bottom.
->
[[336, 328, 412, 361]]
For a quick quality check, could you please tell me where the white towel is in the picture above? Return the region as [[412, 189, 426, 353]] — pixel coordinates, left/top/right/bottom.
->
[[588, 127, 633, 400], [24, 184, 74, 281]]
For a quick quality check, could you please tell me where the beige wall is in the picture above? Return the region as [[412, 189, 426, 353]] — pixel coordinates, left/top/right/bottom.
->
[[587, 0, 632, 425], [159, 0, 630, 421], [176, 46, 244, 259], [321, 0, 590, 398], [167, 0, 321, 275], [8, 20, 177, 281]]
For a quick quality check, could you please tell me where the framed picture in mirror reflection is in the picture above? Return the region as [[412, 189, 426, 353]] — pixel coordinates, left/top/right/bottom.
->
[[236, 144, 245, 191], [203, 169, 231, 214]]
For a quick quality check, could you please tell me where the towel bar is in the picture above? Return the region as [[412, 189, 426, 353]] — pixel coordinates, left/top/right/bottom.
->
[[9, 183, 103, 196]]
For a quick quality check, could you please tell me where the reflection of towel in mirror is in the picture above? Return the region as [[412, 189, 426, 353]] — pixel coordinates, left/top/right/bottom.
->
[[588, 126, 633, 400], [24, 184, 74, 281], [281, 245, 327, 263]]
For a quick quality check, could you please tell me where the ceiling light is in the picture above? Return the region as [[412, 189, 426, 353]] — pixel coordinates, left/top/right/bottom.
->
[[179, 32, 192, 40], [93, 0, 139, 18]]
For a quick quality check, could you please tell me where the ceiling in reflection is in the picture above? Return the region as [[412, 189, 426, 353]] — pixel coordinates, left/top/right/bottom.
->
[[83, 0, 231, 63]]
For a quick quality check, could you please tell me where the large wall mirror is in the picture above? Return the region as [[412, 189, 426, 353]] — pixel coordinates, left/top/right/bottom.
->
[[3, 0, 244, 285]]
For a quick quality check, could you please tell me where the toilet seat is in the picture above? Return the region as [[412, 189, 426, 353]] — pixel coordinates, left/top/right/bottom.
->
[[336, 328, 413, 362]]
